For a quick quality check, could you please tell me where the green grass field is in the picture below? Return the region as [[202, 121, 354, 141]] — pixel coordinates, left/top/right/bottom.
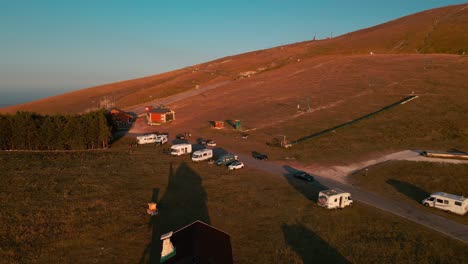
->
[[1, 142, 467, 263], [350, 161, 468, 225]]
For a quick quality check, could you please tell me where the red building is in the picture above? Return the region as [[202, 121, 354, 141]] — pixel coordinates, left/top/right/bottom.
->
[[146, 107, 175, 125], [214, 121, 224, 129]]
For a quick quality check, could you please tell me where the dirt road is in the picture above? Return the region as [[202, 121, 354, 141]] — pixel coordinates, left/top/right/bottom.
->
[[236, 151, 468, 244], [309, 150, 468, 183]]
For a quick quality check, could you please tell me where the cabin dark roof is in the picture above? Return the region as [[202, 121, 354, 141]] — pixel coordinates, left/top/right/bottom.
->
[[110, 107, 137, 117], [150, 108, 172, 114], [164, 220, 233, 264]]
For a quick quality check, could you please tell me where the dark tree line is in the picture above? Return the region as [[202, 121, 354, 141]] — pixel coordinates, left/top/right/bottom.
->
[[0, 110, 112, 150]]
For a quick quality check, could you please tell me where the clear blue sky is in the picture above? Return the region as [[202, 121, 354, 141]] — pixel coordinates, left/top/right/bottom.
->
[[0, 0, 466, 106]]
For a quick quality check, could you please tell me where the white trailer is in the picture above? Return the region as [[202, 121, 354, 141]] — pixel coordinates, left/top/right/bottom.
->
[[317, 189, 353, 209], [137, 134, 158, 145], [192, 149, 213, 162], [422, 192, 467, 215], [170, 143, 192, 156], [136, 134, 168, 145]]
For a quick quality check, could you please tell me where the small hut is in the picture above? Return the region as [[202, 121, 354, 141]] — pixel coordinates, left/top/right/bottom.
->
[[146, 106, 175, 125], [214, 121, 225, 129]]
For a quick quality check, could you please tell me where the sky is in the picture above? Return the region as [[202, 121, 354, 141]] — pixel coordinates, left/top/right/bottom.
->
[[0, 0, 466, 107]]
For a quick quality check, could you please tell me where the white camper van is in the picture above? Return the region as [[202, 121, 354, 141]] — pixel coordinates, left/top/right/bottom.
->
[[170, 143, 192, 156], [136, 134, 168, 145], [192, 149, 213, 162], [137, 134, 158, 145], [422, 192, 467, 215], [317, 189, 353, 209]]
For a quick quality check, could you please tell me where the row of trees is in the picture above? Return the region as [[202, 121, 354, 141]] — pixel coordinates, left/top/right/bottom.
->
[[0, 110, 112, 150]]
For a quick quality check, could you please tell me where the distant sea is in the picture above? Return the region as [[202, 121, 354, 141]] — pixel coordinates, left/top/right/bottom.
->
[[0, 88, 78, 109]]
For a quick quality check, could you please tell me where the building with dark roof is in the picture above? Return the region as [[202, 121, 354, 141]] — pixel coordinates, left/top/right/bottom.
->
[[161, 220, 233, 264], [146, 107, 175, 125]]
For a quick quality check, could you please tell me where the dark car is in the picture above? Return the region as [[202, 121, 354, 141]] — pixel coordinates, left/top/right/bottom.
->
[[252, 151, 268, 160], [206, 139, 216, 147], [197, 138, 207, 145], [176, 134, 186, 140], [224, 159, 238, 167], [293, 171, 314, 181]]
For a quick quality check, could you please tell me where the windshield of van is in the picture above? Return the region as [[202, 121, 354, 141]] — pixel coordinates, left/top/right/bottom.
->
[[318, 195, 328, 204]]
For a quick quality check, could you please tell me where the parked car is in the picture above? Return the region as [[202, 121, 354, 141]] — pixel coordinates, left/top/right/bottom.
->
[[224, 159, 238, 167], [216, 153, 238, 166], [228, 161, 244, 170], [252, 151, 268, 160], [206, 140, 216, 147], [176, 134, 186, 140], [197, 138, 207, 145], [293, 170, 314, 181]]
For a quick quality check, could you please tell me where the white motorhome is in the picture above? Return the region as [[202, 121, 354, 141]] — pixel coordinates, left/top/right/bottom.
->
[[422, 192, 467, 215], [192, 149, 213, 162], [137, 134, 158, 145], [170, 143, 192, 156], [136, 134, 168, 145], [317, 189, 353, 209]]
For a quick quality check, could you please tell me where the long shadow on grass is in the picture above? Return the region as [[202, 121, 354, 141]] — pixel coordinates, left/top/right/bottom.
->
[[139, 188, 160, 264], [282, 224, 350, 263], [140, 162, 211, 264], [283, 166, 329, 202], [386, 179, 430, 202]]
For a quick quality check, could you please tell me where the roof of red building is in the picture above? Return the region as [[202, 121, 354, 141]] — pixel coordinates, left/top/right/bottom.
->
[[150, 108, 173, 114]]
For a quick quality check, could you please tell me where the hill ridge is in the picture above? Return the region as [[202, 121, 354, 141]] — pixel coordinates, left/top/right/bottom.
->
[[1, 4, 467, 114]]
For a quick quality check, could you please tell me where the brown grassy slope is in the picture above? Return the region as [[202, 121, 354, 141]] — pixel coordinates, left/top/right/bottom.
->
[[151, 53, 468, 164], [1, 4, 466, 114], [1, 146, 467, 263], [311, 3, 468, 55]]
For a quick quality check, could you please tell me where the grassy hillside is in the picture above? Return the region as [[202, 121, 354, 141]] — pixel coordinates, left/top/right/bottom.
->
[[156, 54, 468, 165], [350, 161, 468, 225], [1, 143, 467, 263], [1, 4, 466, 114]]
